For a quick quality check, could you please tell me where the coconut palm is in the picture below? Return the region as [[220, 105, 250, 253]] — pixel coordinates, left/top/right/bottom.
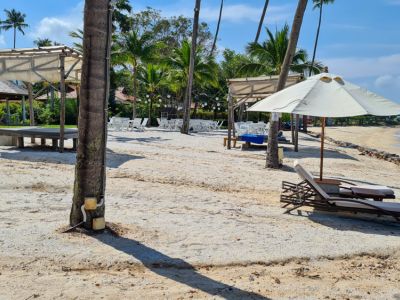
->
[[0, 9, 29, 48], [255, 0, 269, 43], [168, 40, 218, 101], [181, 0, 202, 134], [210, 0, 223, 57], [114, 31, 158, 119], [309, 0, 334, 76], [138, 64, 166, 125], [34, 38, 52, 47], [266, 0, 308, 169], [243, 25, 321, 76], [70, 0, 111, 228]]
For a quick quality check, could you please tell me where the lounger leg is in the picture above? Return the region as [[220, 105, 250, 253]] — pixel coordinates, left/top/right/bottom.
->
[[284, 204, 305, 214]]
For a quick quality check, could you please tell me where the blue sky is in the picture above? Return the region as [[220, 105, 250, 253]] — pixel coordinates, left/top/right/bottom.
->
[[1, 0, 399, 102]]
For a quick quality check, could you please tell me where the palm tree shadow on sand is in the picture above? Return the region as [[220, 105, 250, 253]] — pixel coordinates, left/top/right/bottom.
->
[[94, 233, 269, 299]]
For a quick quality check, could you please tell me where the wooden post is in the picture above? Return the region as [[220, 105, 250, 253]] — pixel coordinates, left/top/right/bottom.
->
[[59, 55, 66, 153], [76, 85, 80, 127], [22, 96, 26, 123], [320, 117, 326, 181], [28, 83, 35, 143], [290, 113, 295, 144], [227, 93, 233, 149]]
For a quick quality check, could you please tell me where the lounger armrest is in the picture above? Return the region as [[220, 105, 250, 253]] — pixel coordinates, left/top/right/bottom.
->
[[314, 178, 342, 186]]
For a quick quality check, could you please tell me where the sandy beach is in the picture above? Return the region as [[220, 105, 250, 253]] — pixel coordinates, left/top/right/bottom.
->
[[0, 127, 399, 299], [311, 126, 400, 155]]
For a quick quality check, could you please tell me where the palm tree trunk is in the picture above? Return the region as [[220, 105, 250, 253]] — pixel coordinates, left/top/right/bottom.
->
[[132, 67, 137, 119], [148, 97, 153, 126], [70, 0, 111, 229], [181, 0, 201, 134], [309, 2, 323, 77], [13, 26, 16, 48], [255, 0, 270, 43], [304, 3, 323, 134], [210, 0, 223, 56], [266, 0, 308, 168]]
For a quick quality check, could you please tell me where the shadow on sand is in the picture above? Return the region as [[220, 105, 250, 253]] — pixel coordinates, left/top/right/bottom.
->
[[94, 233, 269, 299], [0, 148, 144, 168], [292, 210, 400, 236], [283, 145, 358, 161]]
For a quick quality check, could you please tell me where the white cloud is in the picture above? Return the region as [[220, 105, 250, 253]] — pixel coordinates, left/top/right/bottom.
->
[[136, 3, 292, 24], [322, 53, 400, 79], [374, 74, 400, 88], [0, 35, 5, 46], [29, 2, 83, 45]]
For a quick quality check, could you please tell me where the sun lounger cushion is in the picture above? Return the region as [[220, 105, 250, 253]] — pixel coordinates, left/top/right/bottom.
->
[[350, 185, 394, 196], [329, 199, 400, 212]]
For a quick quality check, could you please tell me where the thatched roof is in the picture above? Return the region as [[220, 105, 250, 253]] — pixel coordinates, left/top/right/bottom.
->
[[0, 80, 28, 99]]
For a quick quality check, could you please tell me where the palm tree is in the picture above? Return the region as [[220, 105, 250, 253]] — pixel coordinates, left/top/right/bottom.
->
[[169, 40, 218, 103], [181, 0, 201, 134], [309, 0, 334, 77], [70, 0, 111, 229], [114, 31, 158, 119], [0, 9, 29, 48], [255, 0, 269, 43], [244, 25, 321, 76], [34, 38, 52, 47], [210, 0, 223, 57], [266, 0, 309, 169], [138, 64, 166, 125], [69, 29, 84, 52]]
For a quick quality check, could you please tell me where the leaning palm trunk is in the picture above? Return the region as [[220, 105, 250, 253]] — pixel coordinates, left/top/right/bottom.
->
[[266, 0, 308, 168], [255, 0, 269, 43], [210, 0, 223, 57], [181, 0, 201, 134], [70, 0, 111, 228], [304, 2, 324, 133]]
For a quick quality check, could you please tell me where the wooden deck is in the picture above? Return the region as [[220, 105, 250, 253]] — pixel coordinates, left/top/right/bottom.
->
[[0, 127, 78, 151]]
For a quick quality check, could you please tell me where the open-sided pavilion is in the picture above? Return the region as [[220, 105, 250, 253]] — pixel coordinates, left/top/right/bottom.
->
[[0, 46, 82, 152], [226, 74, 303, 149]]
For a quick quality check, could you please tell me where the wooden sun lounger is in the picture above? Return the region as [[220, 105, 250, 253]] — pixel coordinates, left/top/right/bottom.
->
[[280, 161, 400, 222]]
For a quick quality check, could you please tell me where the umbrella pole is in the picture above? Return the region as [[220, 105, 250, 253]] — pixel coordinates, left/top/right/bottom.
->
[[320, 117, 326, 181]]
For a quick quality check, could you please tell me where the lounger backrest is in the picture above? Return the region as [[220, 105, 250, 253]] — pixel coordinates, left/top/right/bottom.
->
[[293, 161, 330, 199]]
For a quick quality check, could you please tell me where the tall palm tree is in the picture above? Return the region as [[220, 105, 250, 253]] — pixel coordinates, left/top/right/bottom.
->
[[169, 40, 218, 103], [138, 64, 166, 125], [309, 0, 334, 77], [114, 31, 158, 119], [210, 0, 223, 57], [243, 25, 321, 76], [70, 0, 112, 229], [181, 0, 201, 134], [0, 9, 28, 48], [266, 0, 309, 169], [255, 0, 269, 43]]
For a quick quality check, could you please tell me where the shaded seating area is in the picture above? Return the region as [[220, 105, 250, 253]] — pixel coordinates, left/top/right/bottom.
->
[[281, 161, 400, 222], [225, 74, 303, 149], [0, 46, 82, 152]]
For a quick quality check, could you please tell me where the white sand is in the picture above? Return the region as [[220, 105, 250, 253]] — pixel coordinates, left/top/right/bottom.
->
[[0, 128, 399, 299]]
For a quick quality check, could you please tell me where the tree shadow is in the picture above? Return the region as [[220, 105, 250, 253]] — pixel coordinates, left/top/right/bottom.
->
[[283, 145, 358, 161], [108, 134, 171, 144], [0, 148, 144, 168], [93, 233, 269, 299], [292, 210, 400, 236]]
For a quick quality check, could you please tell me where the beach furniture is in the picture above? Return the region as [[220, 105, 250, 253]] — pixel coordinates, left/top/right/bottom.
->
[[280, 161, 400, 221]]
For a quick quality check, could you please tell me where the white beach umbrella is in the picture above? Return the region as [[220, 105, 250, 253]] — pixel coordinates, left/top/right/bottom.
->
[[248, 73, 400, 179]]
